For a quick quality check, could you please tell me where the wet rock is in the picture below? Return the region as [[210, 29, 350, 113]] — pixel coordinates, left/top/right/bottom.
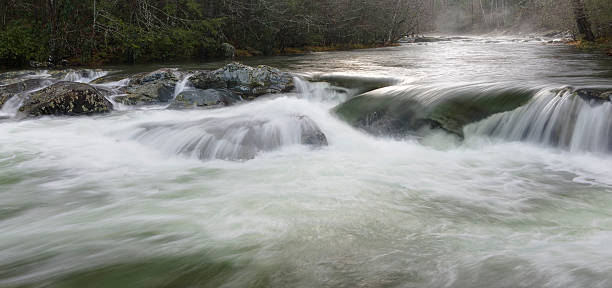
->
[[298, 116, 328, 146], [169, 89, 242, 109], [18, 82, 112, 116], [189, 63, 294, 98], [129, 68, 178, 85], [119, 82, 175, 104], [0, 79, 56, 108], [118, 69, 179, 105], [574, 88, 612, 102]]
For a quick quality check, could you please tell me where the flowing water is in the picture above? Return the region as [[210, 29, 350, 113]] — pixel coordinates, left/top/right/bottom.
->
[[1, 36, 612, 288]]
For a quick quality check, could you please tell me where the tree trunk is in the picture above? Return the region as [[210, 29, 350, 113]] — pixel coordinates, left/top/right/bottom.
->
[[572, 0, 595, 41]]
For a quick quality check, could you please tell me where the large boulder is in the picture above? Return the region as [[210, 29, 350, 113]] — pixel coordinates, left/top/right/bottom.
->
[[117, 69, 179, 105], [18, 82, 112, 116], [189, 63, 294, 99], [169, 89, 242, 109]]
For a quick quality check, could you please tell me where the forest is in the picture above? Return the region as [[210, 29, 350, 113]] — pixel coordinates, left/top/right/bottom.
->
[[1, 0, 611, 67]]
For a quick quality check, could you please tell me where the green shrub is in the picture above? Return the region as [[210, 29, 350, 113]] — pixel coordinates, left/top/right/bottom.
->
[[0, 20, 48, 67]]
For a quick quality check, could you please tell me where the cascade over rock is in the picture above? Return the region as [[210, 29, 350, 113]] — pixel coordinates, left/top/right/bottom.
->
[[130, 114, 327, 161], [466, 86, 612, 153], [0, 79, 56, 108], [334, 84, 536, 137], [18, 82, 113, 116]]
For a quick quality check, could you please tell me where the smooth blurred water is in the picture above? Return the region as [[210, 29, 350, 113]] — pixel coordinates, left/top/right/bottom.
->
[[0, 36, 612, 288]]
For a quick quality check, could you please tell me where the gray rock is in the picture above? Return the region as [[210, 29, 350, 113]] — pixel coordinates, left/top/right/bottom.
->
[[119, 81, 176, 104], [0, 79, 56, 108], [169, 89, 242, 109], [129, 68, 178, 85], [18, 82, 112, 116], [189, 63, 294, 98], [574, 88, 612, 102], [118, 68, 179, 105]]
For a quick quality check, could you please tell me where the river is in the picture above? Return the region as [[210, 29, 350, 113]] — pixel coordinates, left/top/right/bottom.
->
[[1, 36, 612, 288]]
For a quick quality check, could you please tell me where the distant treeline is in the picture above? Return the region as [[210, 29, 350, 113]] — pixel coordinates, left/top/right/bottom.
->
[[424, 0, 611, 39], [2, 0, 610, 68], [0, 0, 424, 67]]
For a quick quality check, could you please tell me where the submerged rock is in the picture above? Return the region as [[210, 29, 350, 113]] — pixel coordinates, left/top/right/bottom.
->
[[131, 114, 327, 160], [189, 63, 294, 98], [169, 89, 242, 109], [307, 74, 397, 94], [334, 84, 536, 137], [18, 82, 112, 116]]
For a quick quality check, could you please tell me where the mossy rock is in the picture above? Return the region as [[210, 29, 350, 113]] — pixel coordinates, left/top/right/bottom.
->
[[19, 82, 112, 116], [188, 63, 294, 98]]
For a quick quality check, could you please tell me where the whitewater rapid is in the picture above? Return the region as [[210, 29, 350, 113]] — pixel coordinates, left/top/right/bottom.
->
[[1, 36, 612, 288]]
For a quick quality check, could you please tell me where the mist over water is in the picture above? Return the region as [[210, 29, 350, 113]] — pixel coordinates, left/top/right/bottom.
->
[[1, 36, 612, 288]]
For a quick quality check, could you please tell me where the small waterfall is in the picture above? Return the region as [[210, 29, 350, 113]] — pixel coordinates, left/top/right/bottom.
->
[[294, 77, 353, 103], [0, 80, 55, 118], [127, 114, 327, 161], [0, 94, 25, 118], [62, 69, 108, 83], [465, 87, 612, 153], [91, 78, 132, 111], [173, 73, 194, 98]]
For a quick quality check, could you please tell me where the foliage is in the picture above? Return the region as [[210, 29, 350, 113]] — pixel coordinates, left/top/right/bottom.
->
[[0, 0, 424, 68], [0, 20, 49, 67], [1, 0, 609, 67]]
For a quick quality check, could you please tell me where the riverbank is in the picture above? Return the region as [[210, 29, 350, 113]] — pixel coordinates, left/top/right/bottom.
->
[[567, 37, 612, 56]]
